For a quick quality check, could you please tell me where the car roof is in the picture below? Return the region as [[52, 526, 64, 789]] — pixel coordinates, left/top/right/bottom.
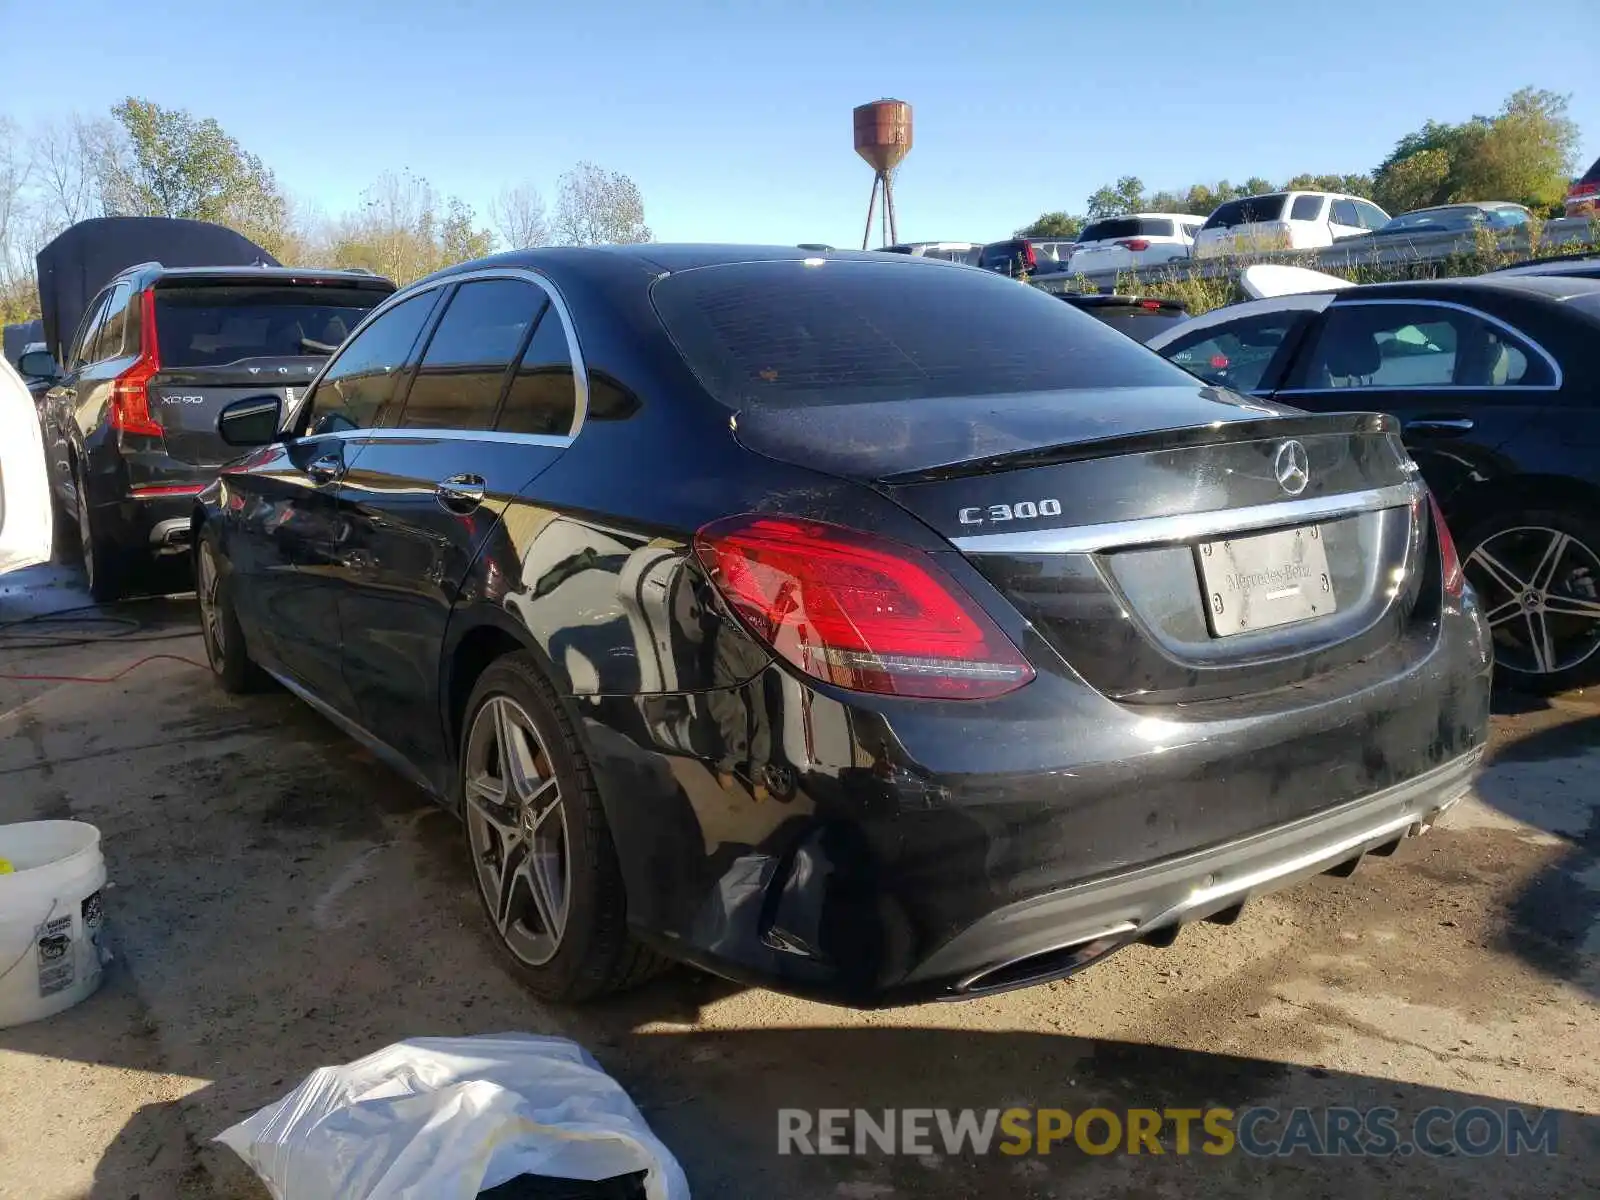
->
[[432, 243, 920, 278], [119, 263, 395, 288], [1330, 274, 1600, 304], [1397, 202, 1526, 215], [1491, 256, 1600, 279]]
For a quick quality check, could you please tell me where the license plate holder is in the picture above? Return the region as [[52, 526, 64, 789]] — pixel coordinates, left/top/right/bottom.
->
[[1196, 524, 1336, 637]]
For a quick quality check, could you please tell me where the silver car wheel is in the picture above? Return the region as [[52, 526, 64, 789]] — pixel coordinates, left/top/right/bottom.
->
[[1466, 525, 1600, 676], [463, 695, 571, 967]]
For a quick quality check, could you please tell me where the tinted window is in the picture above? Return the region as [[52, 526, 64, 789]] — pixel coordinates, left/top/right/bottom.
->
[[1164, 313, 1303, 391], [1201, 195, 1288, 229], [399, 279, 544, 431], [70, 291, 111, 369], [306, 292, 438, 434], [93, 283, 135, 361], [652, 259, 1187, 410], [1295, 303, 1550, 389], [1082, 307, 1191, 343], [1487, 207, 1529, 228], [1329, 199, 1360, 227], [154, 285, 385, 368], [1292, 195, 1327, 222], [498, 304, 578, 436], [1079, 218, 1177, 242]]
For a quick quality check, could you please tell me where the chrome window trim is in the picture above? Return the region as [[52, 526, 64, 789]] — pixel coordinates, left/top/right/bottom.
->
[[951, 482, 1421, 555], [1283, 296, 1563, 392], [301, 427, 574, 450], [295, 265, 589, 438]]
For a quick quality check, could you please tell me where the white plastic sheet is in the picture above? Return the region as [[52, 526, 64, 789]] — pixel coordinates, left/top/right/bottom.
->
[[215, 1034, 690, 1200]]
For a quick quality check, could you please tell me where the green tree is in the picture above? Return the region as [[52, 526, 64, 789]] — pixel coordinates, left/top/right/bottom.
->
[[1372, 148, 1452, 215], [1015, 211, 1083, 239], [1283, 172, 1374, 198], [103, 98, 289, 256], [1086, 175, 1147, 218]]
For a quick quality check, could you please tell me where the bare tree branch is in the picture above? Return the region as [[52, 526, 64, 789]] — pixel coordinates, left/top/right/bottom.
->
[[554, 162, 651, 246], [489, 181, 549, 251]]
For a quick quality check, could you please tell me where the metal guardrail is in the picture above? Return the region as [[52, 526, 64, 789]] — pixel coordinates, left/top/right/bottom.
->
[[1030, 217, 1600, 295]]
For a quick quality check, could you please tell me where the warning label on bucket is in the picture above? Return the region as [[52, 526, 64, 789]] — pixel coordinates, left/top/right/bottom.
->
[[36, 914, 74, 997]]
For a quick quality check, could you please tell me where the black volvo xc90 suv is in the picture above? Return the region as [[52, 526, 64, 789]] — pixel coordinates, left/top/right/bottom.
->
[[193, 246, 1492, 1006]]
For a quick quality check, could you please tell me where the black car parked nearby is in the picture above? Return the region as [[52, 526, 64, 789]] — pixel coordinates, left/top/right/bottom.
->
[[194, 246, 1490, 1007], [34, 262, 394, 599], [1147, 274, 1600, 692], [1059, 293, 1190, 342]]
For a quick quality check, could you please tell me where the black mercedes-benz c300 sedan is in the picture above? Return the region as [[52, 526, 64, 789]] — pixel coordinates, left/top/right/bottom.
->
[[192, 246, 1492, 1006]]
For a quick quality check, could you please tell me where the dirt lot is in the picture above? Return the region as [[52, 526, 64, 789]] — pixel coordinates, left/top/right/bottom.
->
[[1, 558, 1597, 1199]]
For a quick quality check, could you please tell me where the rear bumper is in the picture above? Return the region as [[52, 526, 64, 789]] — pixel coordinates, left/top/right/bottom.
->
[[914, 748, 1479, 997], [87, 490, 202, 558]]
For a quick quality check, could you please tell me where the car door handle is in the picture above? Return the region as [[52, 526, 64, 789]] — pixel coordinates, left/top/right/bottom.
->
[[1404, 417, 1474, 436], [306, 452, 345, 485], [436, 473, 486, 513]]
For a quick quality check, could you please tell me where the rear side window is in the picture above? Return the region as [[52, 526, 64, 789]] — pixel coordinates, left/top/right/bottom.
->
[[399, 279, 544, 431], [1292, 195, 1327, 222], [70, 290, 111, 370], [1293, 303, 1551, 389], [652, 259, 1187, 410], [307, 291, 438, 433], [1330, 199, 1360, 227], [153, 284, 386, 368], [1202, 195, 1288, 230], [498, 305, 579, 436], [1163, 313, 1304, 391], [93, 283, 134, 361]]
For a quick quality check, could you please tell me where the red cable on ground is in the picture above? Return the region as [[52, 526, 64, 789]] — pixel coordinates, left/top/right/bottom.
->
[[0, 653, 210, 684]]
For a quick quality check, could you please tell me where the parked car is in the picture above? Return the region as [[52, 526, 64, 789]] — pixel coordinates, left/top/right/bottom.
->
[[0, 356, 52, 575], [1564, 155, 1600, 217], [976, 238, 1039, 277], [194, 245, 1489, 1007], [1058, 293, 1190, 341], [1146, 273, 1600, 692], [879, 241, 982, 264], [1066, 214, 1201, 275], [1369, 203, 1533, 236], [34, 262, 394, 600], [1490, 252, 1600, 280], [1192, 192, 1389, 258]]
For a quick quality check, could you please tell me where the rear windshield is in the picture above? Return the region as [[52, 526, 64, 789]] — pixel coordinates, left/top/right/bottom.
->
[[651, 259, 1188, 410], [1081, 307, 1191, 343], [1079, 217, 1177, 242], [153, 284, 386, 368], [1201, 195, 1288, 230]]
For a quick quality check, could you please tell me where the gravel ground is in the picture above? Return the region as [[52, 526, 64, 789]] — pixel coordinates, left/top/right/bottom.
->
[[1, 559, 1596, 1199]]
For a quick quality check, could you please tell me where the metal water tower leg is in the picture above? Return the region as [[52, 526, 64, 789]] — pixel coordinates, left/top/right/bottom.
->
[[883, 172, 899, 246], [861, 176, 880, 250]]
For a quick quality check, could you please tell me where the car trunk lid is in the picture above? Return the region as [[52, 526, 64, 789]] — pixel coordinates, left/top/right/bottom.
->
[[146, 359, 321, 468]]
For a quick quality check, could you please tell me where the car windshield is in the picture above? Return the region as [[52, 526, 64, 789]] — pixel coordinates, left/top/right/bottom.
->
[[153, 284, 386, 367], [1201, 195, 1288, 230], [652, 258, 1188, 409]]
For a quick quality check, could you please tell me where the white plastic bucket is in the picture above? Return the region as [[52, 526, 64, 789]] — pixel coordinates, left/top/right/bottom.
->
[[0, 821, 108, 1029]]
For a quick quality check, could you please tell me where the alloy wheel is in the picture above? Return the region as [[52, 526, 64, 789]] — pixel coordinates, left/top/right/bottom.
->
[[1464, 526, 1600, 677], [197, 543, 225, 670], [463, 695, 571, 966]]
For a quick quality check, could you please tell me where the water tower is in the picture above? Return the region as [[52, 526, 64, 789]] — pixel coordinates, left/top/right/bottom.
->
[[854, 99, 912, 249]]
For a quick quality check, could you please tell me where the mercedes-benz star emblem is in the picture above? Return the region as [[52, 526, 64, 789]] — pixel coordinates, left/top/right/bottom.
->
[[1274, 440, 1310, 495]]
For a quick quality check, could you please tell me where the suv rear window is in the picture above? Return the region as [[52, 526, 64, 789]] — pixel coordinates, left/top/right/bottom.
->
[[651, 259, 1187, 409], [1079, 218, 1177, 242], [153, 284, 387, 368], [1201, 195, 1288, 230]]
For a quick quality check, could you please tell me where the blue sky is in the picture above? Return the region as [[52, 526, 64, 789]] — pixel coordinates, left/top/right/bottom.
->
[[4, 0, 1598, 248]]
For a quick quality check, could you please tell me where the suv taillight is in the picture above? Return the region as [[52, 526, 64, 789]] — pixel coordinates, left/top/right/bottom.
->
[[693, 516, 1035, 700], [1116, 238, 1151, 251], [1429, 494, 1463, 599], [109, 289, 163, 438], [1022, 242, 1037, 269]]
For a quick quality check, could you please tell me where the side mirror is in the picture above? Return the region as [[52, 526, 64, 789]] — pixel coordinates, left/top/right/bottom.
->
[[218, 395, 285, 447], [17, 350, 59, 380]]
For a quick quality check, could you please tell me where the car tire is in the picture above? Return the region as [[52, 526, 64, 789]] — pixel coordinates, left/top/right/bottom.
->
[[460, 652, 669, 1003], [195, 531, 268, 694], [1458, 507, 1600, 695], [74, 468, 125, 603]]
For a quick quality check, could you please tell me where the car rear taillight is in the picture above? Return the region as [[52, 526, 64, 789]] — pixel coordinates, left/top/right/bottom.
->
[[109, 289, 162, 438], [1139, 299, 1163, 310], [1116, 239, 1151, 251], [693, 516, 1035, 700], [1429, 494, 1463, 599]]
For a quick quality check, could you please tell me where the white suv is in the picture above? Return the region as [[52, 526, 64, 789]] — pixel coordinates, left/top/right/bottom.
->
[[1066, 214, 1201, 274], [1192, 192, 1388, 258]]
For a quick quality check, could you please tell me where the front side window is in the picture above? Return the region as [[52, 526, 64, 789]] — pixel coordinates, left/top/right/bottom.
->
[[1294, 303, 1551, 390], [1330, 199, 1361, 227], [304, 291, 439, 434], [1354, 201, 1389, 230], [1163, 313, 1303, 392], [399, 279, 545, 431]]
